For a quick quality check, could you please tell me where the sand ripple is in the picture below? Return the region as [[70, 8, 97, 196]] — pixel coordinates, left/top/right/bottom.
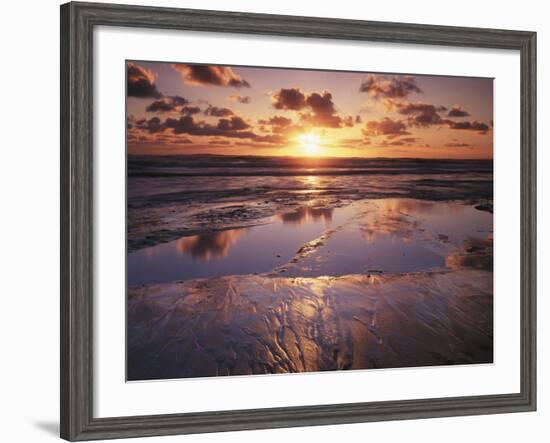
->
[[127, 269, 493, 380]]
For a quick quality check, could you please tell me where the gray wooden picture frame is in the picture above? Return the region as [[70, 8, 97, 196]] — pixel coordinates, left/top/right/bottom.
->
[[60, 2, 537, 441]]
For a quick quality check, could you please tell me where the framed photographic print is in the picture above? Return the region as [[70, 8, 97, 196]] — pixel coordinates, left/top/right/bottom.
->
[[60, 1, 536, 441]]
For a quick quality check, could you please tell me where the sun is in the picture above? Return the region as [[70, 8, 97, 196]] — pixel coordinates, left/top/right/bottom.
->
[[298, 132, 322, 156]]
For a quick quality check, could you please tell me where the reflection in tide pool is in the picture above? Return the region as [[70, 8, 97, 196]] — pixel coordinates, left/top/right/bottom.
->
[[128, 198, 492, 286], [279, 206, 333, 225], [175, 229, 244, 261]]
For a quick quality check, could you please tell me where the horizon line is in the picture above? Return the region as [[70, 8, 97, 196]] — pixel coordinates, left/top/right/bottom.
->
[[127, 153, 493, 161]]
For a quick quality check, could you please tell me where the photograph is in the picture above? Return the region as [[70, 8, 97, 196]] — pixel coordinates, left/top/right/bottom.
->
[[126, 61, 494, 381], [1, 0, 544, 441]]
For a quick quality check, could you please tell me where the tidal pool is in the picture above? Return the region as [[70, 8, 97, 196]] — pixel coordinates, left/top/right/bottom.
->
[[127, 198, 492, 286]]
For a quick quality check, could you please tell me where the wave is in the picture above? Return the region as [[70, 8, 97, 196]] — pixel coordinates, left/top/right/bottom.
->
[[128, 154, 493, 178]]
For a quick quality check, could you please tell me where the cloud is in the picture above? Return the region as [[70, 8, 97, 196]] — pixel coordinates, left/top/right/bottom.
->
[[127, 62, 161, 98], [447, 106, 470, 117], [271, 88, 307, 110], [161, 115, 255, 139], [385, 100, 447, 127], [181, 106, 202, 115], [252, 134, 286, 145], [152, 134, 193, 145], [171, 64, 250, 87], [132, 113, 286, 148], [216, 116, 250, 131], [306, 91, 337, 115], [338, 138, 372, 149], [228, 95, 251, 104], [301, 91, 347, 128], [359, 75, 422, 99], [204, 105, 234, 117], [271, 88, 353, 128], [258, 116, 293, 127], [135, 116, 165, 133], [399, 137, 419, 144], [342, 116, 355, 127], [444, 142, 471, 147], [447, 120, 490, 134], [208, 139, 232, 146], [162, 115, 205, 135], [258, 115, 296, 134], [300, 112, 345, 128], [145, 100, 176, 113], [379, 136, 420, 147], [362, 117, 410, 137], [128, 115, 199, 147], [169, 95, 190, 106], [337, 135, 421, 150], [145, 96, 191, 113], [385, 99, 489, 133]]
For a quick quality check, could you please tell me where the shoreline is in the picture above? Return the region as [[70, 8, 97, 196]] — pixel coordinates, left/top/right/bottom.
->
[[128, 196, 492, 253]]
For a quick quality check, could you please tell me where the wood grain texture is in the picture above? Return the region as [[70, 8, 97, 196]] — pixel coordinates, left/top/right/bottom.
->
[[60, 2, 537, 440]]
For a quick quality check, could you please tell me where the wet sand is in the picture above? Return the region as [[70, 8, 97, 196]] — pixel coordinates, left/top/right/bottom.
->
[[128, 199, 492, 285], [128, 269, 492, 380], [127, 156, 492, 252], [127, 199, 493, 381]]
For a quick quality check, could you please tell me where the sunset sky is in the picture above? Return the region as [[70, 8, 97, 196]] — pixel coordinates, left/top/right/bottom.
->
[[127, 61, 493, 159]]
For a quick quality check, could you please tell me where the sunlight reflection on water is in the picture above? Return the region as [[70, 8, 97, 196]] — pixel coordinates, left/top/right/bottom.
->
[[128, 198, 491, 286]]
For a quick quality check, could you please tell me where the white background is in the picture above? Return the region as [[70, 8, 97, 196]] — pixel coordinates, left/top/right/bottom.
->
[[0, 0, 548, 442]]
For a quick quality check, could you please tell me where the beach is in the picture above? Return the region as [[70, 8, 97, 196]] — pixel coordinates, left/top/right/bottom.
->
[[127, 155, 493, 380]]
